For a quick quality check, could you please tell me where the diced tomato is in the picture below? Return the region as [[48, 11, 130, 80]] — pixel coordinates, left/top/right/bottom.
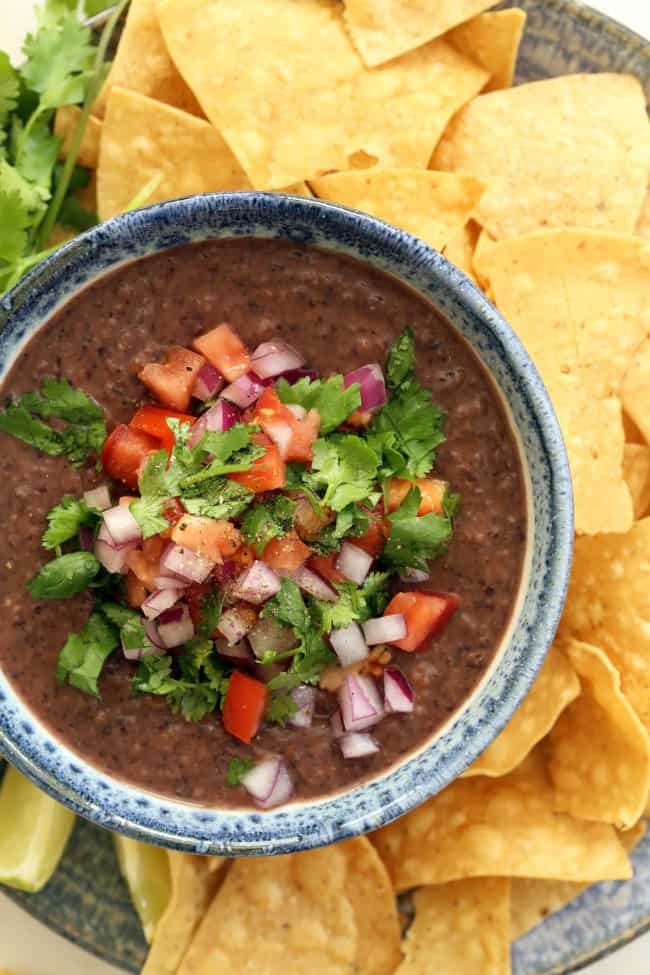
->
[[142, 535, 165, 562], [229, 433, 286, 493], [125, 571, 147, 608], [254, 388, 319, 463], [387, 477, 447, 515], [185, 582, 213, 627], [101, 425, 159, 489], [354, 512, 391, 556], [192, 323, 250, 382], [125, 549, 159, 592], [263, 530, 311, 571], [222, 671, 268, 744], [171, 514, 242, 562], [345, 409, 373, 428], [162, 497, 186, 526], [229, 543, 256, 573], [293, 495, 331, 541], [130, 405, 195, 454], [383, 591, 459, 652], [138, 347, 205, 412], [309, 553, 346, 585]]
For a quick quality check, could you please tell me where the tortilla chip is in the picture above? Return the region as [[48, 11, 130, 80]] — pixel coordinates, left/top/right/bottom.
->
[[475, 229, 650, 534], [97, 88, 251, 221], [636, 183, 650, 238], [433, 74, 650, 239], [623, 410, 646, 445], [142, 852, 225, 975], [623, 444, 650, 519], [447, 9, 526, 91], [510, 822, 645, 940], [309, 169, 484, 251], [397, 878, 510, 975], [548, 640, 650, 829], [54, 106, 102, 169], [463, 644, 580, 778], [561, 518, 650, 735], [340, 837, 402, 975], [371, 749, 631, 892], [622, 336, 650, 446], [442, 220, 481, 282], [158, 0, 488, 188], [93, 0, 202, 118], [342, 0, 499, 67]]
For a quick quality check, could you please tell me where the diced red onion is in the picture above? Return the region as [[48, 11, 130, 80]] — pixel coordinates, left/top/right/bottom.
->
[[232, 561, 281, 605], [289, 685, 316, 728], [83, 485, 111, 511], [222, 372, 264, 409], [343, 363, 387, 412], [144, 619, 165, 649], [213, 559, 238, 585], [94, 524, 137, 573], [217, 606, 256, 646], [279, 367, 318, 385], [251, 340, 305, 379], [399, 567, 430, 583], [78, 526, 94, 551], [263, 417, 294, 458], [248, 618, 296, 659], [339, 732, 379, 759], [192, 362, 224, 402], [153, 574, 190, 590], [122, 633, 164, 662], [331, 710, 345, 739], [189, 398, 241, 447], [338, 673, 384, 732], [291, 565, 337, 602], [142, 587, 182, 621], [362, 613, 407, 646], [215, 637, 254, 665], [157, 604, 195, 648], [241, 757, 294, 809], [160, 543, 215, 584], [384, 667, 415, 714], [330, 623, 369, 667], [286, 403, 307, 420], [103, 505, 142, 545], [336, 541, 373, 586]]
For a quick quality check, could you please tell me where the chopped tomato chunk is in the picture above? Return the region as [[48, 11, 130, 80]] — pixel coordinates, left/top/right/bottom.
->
[[163, 497, 186, 526], [254, 388, 319, 463], [125, 571, 147, 608], [263, 530, 311, 571], [125, 549, 159, 592], [309, 553, 346, 585], [101, 424, 158, 489], [229, 433, 286, 493], [222, 671, 268, 744], [192, 323, 250, 381], [138, 346, 205, 412], [387, 477, 447, 515], [171, 514, 242, 562], [345, 409, 373, 428], [383, 591, 459, 652], [354, 512, 390, 556], [293, 495, 331, 541], [130, 405, 195, 454]]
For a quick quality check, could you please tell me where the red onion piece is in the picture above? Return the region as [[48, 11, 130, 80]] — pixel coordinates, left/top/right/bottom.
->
[[78, 526, 94, 551], [362, 613, 407, 646], [331, 710, 345, 739], [339, 732, 379, 759], [153, 574, 190, 590], [262, 418, 293, 458], [103, 505, 142, 545], [343, 363, 387, 412], [192, 362, 224, 402], [279, 367, 318, 385], [142, 587, 183, 621], [232, 561, 281, 605], [157, 604, 195, 648], [286, 403, 307, 420], [122, 635, 164, 662], [248, 618, 297, 659], [189, 399, 241, 447], [251, 340, 305, 379], [330, 623, 369, 667], [144, 619, 165, 649], [217, 606, 256, 646], [215, 637, 254, 666], [160, 543, 215, 584], [384, 667, 415, 714], [338, 674, 384, 732], [213, 559, 238, 585], [336, 541, 373, 586], [241, 757, 294, 809], [399, 567, 430, 583], [222, 372, 264, 409], [83, 485, 111, 511], [94, 524, 137, 573], [289, 685, 316, 728], [291, 565, 337, 602]]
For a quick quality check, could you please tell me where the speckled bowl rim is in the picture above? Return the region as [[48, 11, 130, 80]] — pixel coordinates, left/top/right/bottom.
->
[[0, 191, 573, 854]]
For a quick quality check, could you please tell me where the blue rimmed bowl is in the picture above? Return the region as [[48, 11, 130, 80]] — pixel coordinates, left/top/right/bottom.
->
[[0, 191, 573, 855]]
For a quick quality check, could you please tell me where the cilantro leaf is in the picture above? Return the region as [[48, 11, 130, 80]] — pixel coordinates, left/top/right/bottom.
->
[[129, 495, 169, 540], [261, 577, 310, 633], [385, 326, 416, 389], [0, 188, 30, 266], [26, 550, 100, 599], [262, 579, 335, 690], [381, 487, 452, 571], [42, 494, 100, 549], [21, 377, 104, 425], [0, 53, 19, 134], [21, 14, 94, 110], [311, 503, 369, 555], [181, 477, 253, 520], [276, 375, 361, 434], [0, 403, 66, 455], [241, 495, 296, 555], [195, 591, 224, 639], [310, 573, 391, 632], [58, 192, 97, 231], [266, 695, 298, 726], [12, 114, 60, 201], [56, 610, 118, 696], [226, 756, 255, 786], [100, 602, 139, 628], [306, 435, 380, 512], [443, 490, 461, 520]]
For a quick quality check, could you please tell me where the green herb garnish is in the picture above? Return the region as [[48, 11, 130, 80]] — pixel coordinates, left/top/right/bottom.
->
[[226, 756, 255, 786], [26, 550, 100, 599], [241, 495, 296, 555], [56, 610, 118, 697]]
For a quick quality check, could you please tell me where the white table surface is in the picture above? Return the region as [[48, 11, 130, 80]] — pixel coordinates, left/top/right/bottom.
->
[[2, 1, 649, 972]]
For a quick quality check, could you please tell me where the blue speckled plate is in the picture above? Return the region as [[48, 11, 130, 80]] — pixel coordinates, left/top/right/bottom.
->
[[1, 0, 649, 972]]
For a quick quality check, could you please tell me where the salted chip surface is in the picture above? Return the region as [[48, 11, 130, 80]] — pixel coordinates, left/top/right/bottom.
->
[[97, 88, 251, 221], [441, 220, 481, 282], [475, 229, 650, 534], [562, 518, 650, 734], [447, 9, 526, 91], [637, 184, 650, 237], [623, 444, 650, 519], [433, 74, 650, 238], [371, 749, 631, 892], [622, 336, 650, 446], [341, 837, 401, 975], [463, 644, 579, 778], [54, 107, 101, 169], [342, 0, 499, 67], [396, 878, 510, 975], [310, 170, 484, 251], [548, 640, 650, 829], [158, 0, 487, 188], [93, 0, 202, 117]]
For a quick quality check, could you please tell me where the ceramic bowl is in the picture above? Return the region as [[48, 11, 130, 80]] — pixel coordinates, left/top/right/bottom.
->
[[0, 191, 573, 854]]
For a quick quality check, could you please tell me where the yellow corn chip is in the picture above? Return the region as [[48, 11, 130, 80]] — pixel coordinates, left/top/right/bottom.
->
[[433, 74, 650, 238], [396, 878, 510, 975], [309, 169, 484, 251], [93, 0, 202, 118], [442, 220, 481, 282], [623, 411, 646, 444], [340, 838, 402, 975], [622, 336, 650, 446], [548, 640, 650, 829], [447, 9, 526, 91], [342, 0, 499, 67], [475, 229, 650, 534], [562, 518, 650, 734], [54, 106, 102, 169], [463, 644, 580, 778], [158, 0, 488, 188], [371, 749, 631, 892], [623, 443, 650, 518], [636, 183, 650, 237], [97, 88, 251, 221]]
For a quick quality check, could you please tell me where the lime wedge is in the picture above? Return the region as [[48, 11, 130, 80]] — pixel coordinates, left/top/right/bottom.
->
[[0, 765, 75, 892], [113, 835, 172, 943]]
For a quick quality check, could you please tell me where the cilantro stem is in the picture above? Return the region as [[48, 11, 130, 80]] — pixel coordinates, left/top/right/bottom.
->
[[36, 0, 130, 250]]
